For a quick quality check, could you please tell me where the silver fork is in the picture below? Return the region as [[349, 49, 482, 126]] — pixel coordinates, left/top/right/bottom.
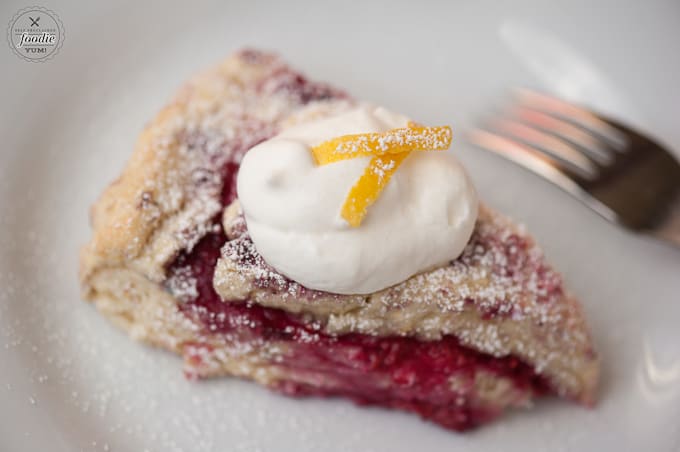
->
[[468, 89, 680, 247]]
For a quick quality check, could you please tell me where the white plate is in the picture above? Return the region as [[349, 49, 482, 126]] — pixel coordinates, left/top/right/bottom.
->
[[2, 1, 680, 450]]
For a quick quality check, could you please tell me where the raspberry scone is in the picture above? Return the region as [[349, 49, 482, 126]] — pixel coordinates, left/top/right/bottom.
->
[[80, 49, 599, 431]]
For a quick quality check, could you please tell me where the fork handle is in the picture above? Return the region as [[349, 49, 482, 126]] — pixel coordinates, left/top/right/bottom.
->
[[651, 196, 680, 247]]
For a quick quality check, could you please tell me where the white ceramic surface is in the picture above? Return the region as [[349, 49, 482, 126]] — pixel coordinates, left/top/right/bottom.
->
[[1, 1, 679, 451]]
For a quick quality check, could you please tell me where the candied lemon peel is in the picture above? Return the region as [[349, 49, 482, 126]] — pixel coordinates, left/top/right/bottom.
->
[[311, 124, 452, 227]]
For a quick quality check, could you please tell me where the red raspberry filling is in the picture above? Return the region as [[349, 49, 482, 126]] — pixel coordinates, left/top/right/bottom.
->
[[170, 231, 551, 431]]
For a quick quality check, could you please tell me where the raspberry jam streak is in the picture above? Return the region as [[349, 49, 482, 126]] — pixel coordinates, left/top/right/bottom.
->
[[171, 231, 550, 431]]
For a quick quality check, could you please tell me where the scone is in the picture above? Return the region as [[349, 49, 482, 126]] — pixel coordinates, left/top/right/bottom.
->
[[80, 49, 599, 431]]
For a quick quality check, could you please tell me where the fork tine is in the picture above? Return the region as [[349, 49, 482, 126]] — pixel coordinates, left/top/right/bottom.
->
[[508, 106, 614, 165], [467, 128, 587, 192], [489, 117, 598, 177], [514, 88, 628, 151], [471, 91, 680, 246]]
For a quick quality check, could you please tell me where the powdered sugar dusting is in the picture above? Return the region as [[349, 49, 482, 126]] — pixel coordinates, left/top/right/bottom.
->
[[328, 125, 451, 155], [71, 48, 598, 444], [219, 206, 566, 330], [213, 204, 597, 399], [167, 265, 199, 302], [220, 228, 327, 300]]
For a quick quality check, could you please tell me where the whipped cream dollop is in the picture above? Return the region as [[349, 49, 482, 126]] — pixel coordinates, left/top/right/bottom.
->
[[236, 105, 478, 295]]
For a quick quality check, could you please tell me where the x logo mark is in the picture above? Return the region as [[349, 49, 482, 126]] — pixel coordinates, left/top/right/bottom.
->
[[29, 16, 40, 27]]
